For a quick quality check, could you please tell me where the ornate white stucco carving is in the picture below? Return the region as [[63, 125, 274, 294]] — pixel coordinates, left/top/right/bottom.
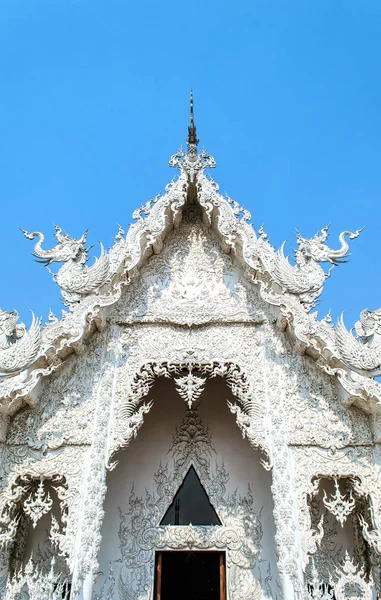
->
[[305, 551, 374, 600], [5, 556, 70, 600], [107, 354, 269, 464], [21, 226, 111, 308], [95, 409, 275, 600], [322, 479, 355, 527], [336, 307, 381, 377], [0, 309, 41, 377], [23, 478, 53, 528], [173, 367, 207, 408], [272, 226, 362, 310], [1, 120, 376, 421], [109, 207, 267, 327], [0, 107, 379, 600], [333, 551, 374, 599]]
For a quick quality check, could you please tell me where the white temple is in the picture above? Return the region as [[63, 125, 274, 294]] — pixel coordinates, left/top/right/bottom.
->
[[0, 95, 380, 600]]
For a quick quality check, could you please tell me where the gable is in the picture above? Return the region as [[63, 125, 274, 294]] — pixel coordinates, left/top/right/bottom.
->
[[110, 205, 268, 327], [1, 117, 380, 421]]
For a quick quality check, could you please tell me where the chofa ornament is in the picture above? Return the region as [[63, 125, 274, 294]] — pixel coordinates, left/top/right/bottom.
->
[[0, 308, 41, 376], [271, 225, 362, 309], [336, 307, 381, 377], [21, 225, 111, 307]]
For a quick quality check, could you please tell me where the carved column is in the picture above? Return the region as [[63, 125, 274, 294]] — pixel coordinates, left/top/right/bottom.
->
[[264, 339, 305, 599], [70, 325, 122, 599]]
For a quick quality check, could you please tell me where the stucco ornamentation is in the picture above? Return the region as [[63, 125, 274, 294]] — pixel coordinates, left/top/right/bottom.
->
[[173, 367, 207, 408], [23, 479, 53, 528], [336, 308, 381, 377], [108, 356, 269, 463], [322, 479, 355, 527], [22, 226, 111, 308], [5, 556, 70, 600], [0, 111, 379, 600], [0, 310, 41, 377], [272, 226, 362, 310], [97, 409, 274, 600]]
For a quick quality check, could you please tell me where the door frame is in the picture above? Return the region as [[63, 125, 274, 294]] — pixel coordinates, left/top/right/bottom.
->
[[154, 550, 226, 600]]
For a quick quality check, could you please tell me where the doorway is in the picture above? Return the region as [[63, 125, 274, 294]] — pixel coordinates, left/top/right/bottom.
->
[[154, 551, 226, 600]]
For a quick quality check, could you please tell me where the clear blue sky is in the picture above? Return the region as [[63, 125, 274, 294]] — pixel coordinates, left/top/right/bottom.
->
[[1, 0, 380, 329]]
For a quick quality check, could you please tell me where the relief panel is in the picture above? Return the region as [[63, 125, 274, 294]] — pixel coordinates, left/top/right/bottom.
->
[[109, 207, 270, 327]]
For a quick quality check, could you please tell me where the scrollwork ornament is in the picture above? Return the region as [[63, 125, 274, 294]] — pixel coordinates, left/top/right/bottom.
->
[[359, 514, 381, 555], [23, 479, 53, 528], [173, 367, 207, 408], [322, 479, 356, 527]]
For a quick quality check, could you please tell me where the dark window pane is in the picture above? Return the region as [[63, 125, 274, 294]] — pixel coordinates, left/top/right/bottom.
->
[[160, 466, 221, 526]]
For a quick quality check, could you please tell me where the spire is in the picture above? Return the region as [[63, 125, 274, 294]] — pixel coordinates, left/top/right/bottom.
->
[[187, 90, 199, 152]]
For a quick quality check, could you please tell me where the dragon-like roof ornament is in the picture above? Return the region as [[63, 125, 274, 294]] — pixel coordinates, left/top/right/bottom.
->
[[336, 308, 381, 377], [269, 226, 363, 310], [0, 309, 41, 377], [21, 225, 111, 308]]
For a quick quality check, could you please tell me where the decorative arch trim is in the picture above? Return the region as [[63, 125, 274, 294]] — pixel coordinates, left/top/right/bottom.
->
[[106, 358, 270, 467]]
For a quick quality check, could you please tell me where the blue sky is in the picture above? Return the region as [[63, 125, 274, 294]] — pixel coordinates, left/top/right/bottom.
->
[[1, 0, 380, 329]]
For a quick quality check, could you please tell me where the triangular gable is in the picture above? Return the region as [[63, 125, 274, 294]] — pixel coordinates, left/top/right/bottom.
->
[[110, 203, 267, 327], [0, 115, 379, 417]]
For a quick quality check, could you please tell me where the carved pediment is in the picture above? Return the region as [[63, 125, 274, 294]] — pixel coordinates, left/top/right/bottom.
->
[[110, 207, 267, 326]]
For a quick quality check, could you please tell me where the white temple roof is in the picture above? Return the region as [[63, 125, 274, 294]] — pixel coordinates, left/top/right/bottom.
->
[[1, 94, 380, 416]]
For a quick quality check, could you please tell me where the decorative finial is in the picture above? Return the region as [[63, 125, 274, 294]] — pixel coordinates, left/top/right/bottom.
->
[[187, 89, 199, 152]]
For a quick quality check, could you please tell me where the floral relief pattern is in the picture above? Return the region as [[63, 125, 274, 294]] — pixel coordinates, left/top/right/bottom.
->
[[110, 206, 268, 327]]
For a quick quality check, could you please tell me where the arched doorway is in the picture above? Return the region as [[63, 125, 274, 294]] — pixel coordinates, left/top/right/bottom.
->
[[96, 371, 280, 600]]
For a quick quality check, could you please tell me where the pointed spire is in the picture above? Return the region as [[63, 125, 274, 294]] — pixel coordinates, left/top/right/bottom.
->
[[187, 89, 199, 151]]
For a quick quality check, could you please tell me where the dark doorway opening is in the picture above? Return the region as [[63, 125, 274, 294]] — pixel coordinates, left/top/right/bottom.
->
[[155, 551, 226, 600]]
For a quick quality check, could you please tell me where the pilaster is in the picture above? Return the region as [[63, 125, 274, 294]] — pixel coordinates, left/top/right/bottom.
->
[[264, 340, 305, 599], [70, 325, 121, 599]]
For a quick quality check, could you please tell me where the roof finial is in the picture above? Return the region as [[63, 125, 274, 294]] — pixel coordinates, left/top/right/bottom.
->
[[187, 89, 199, 152]]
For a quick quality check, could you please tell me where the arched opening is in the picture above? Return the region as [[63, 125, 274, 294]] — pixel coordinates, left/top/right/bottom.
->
[[96, 373, 280, 600], [2, 476, 71, 598], [306, 476, 378, 598]]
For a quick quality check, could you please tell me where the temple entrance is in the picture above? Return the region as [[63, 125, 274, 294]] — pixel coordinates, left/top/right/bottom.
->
[[154, 551, 226, 600]]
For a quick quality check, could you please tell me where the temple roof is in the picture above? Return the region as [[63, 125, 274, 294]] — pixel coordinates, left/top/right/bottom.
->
[[0, 95, 379, 417]]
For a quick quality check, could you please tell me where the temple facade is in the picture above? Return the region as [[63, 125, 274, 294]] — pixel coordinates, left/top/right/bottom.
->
[[0, 99, 381, 600]]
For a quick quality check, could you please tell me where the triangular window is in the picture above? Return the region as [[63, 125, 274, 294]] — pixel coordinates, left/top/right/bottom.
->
[[160, 466, 221, 526]]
